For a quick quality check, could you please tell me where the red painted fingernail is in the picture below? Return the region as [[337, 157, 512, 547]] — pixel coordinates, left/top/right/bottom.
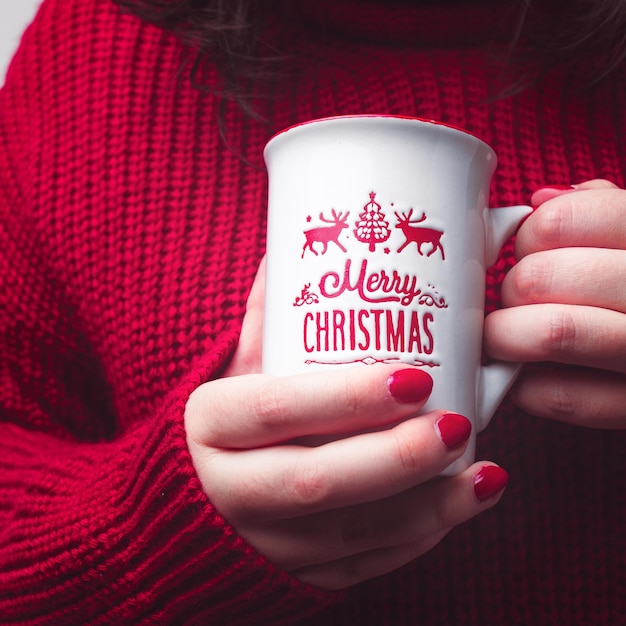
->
[[473, 466, 509, 502], [388, 369, 433, 404], [531, 184, 577, 209], [536, 184, 575, 191], [436, 413, 472, 450]]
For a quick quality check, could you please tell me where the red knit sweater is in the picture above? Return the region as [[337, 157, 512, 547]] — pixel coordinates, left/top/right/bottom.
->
[[0, 0, 624, 624]]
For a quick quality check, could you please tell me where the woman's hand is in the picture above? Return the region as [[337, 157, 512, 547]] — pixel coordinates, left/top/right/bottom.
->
[[484, 179, 626, 428], [184, 261, 508, 590]]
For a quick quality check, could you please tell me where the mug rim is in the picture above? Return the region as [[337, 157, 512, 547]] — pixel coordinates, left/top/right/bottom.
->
[[265, 114, 494, 154]]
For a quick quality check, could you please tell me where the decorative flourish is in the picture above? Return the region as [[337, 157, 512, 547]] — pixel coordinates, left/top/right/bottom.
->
[[305, 356, 440, 367], [293, 283, 319, 307], [418, 290, 448, 308]]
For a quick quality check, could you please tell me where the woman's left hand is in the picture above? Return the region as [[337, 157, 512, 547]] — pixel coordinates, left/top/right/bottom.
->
[[484, 179, 626, 428]]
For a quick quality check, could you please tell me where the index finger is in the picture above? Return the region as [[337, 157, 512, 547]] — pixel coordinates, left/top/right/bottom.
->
[[204, 408, 471, 523], [185, 365, 433, 448], [516, 187, 626, 258]]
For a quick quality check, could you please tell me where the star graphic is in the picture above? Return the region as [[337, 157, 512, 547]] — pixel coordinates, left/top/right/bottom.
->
[[306, 215, 312, 222], [384, 247, 391, 255]]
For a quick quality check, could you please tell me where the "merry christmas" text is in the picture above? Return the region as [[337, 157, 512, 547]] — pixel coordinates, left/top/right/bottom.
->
[[319, 258, 426, 306], [303, 308, 434, 354]]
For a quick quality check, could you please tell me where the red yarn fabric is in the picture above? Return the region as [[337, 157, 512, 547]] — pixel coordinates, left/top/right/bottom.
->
[[0, 0, 624, 624]]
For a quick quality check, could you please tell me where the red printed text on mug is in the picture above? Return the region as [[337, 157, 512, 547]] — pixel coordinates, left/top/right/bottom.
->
[[294, 192, 447, 367]]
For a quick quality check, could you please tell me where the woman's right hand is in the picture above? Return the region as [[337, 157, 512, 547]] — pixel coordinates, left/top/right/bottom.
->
[[185, 364, 508, 590]]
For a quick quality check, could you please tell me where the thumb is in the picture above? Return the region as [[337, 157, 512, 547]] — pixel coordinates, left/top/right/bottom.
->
[[225, 256, 265, 377], [531, 178, 619, 207]]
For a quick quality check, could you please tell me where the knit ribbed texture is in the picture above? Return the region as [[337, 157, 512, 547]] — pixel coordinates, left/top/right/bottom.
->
[[0, 0, 624, 624]]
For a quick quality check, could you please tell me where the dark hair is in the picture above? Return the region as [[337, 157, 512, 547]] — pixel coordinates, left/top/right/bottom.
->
[[112, 0, 626, 104], [513, 0, 626, 81], [113, 0, 272, 116]]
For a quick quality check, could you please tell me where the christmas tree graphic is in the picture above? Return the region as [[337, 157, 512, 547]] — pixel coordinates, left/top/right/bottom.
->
[[353, 192, 391, 252]]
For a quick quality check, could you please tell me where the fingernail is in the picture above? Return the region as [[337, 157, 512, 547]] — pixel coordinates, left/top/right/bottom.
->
[[531, 184, 577, 209], [436, 413, 472, 450], [388, 369, 433, 404], [473, 465, 509, 502], [536, 184, 575, 191]]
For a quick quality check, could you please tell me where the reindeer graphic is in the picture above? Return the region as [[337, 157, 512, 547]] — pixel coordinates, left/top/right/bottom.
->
[[302, 209, 350, 258], [395, 209, 445, 259]]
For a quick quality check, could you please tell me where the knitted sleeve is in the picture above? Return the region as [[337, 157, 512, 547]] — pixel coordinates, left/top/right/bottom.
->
[[0, 1, 332, 623]]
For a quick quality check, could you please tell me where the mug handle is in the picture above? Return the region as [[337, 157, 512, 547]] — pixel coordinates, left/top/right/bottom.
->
[[484, 204, 533, 266], [476, 361, 522, 431], [476, 203, 534, 431]]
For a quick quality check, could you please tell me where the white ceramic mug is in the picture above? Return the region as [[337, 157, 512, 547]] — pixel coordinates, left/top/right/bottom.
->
[[263, 115, 532, 474]]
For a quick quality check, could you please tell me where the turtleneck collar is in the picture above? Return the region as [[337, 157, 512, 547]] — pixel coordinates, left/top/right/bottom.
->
[[290, 0, 525, 48]]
